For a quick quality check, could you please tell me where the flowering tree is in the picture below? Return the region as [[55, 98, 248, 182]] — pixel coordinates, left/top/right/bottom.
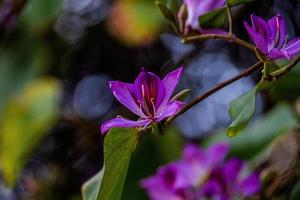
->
[[81, 0, 300, 200]]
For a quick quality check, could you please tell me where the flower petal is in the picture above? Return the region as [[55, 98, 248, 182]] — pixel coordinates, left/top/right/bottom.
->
[[157, 67, 183, 113], [100, 118, 150, 134], [268, 48, 287, 60], [109, 81, 145, 117], [200, 28, 228, 35], [206, 142, 229, 166], [283, 37, 300, 58], [223, 158, 244, 182], [267, 13, 286, 48], [157, 100, 185, 121], [244, 19, 268, 54], [240, 173, 260, 196], [134, 68, 166, 110]]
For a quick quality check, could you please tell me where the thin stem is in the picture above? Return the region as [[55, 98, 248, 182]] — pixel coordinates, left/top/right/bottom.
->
[[165, 61, 263, 126], [182, 34, 256, 51], [226, 3, 233, 35], [271, 55, 300, 79]]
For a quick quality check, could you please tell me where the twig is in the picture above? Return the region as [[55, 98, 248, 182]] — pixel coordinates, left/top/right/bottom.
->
[[165, 61, 263, 126], [182, 34, 256, 51], [226, 3, 233, 35]]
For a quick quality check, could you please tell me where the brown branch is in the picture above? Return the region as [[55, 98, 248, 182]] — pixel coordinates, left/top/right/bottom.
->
[[165, 61, 263, 126], [182, 34, 256, 51]]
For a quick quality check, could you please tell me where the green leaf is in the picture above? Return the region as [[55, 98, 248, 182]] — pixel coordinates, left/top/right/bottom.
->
[[81, 128, 140, 200], [171, 89, 190, 101], [230, 104, 298, 159], [155, 1, 179, 33], [82, 169, 104, 200], [227, 0, 257, 6], [289, 180, 300, 200], [199, 7, 227, 28], [227, 87, 257, 137], [0, 78, 60, 186]]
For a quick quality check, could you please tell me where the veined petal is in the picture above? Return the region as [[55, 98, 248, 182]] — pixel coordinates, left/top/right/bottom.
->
[[134, 68, 166, 111], [157, 67, 183, 113], [250, 15, 270, 40], [268, 48, 287, 60], [267, 13, 286, 48], [109, 81, 146, 117], [100, 117, 150, 134], [240, 173, 260, 196], [283, 37, 300, 58], [244, 20, 268, 54], [157, 100, 185, 121]]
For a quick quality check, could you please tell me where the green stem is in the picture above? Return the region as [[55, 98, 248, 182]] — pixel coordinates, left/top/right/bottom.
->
[[226, 3, 233, 35]]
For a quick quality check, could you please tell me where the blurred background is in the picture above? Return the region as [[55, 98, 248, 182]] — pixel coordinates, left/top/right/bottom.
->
[[0, 0, 300, 199]]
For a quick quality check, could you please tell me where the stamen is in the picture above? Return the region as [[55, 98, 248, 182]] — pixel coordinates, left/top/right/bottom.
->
[[150, 98, 156, 116], [282, 35, 288, 48], [141, 84, 145, 98], [274, 17, 281, 48]]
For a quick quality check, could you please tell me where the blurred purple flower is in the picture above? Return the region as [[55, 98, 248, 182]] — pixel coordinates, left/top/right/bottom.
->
[[180, 0, 226, 34], [141, 143, 260, 200], [100, 67, 184, 134], [244, 13, 300, 60]]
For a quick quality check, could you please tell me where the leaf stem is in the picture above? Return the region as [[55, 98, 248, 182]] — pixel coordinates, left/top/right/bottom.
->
[[182, 34, 256, 51], [271, 55, 300, 80], [165, 61, 263, 126]]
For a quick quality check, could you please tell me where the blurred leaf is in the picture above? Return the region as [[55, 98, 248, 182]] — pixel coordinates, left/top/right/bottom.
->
[[200, 7, 227, 28], [123, 127, 183, 200], [228, 0, 257, 6], [290, 180, 300, 200], [155, 1, 179, 34], [96, 128, 140, 200], [227, 87, 257, 137], [21, 0, 62, 33], [82, 169, 104, 200], [166, 0, 180, 12], [0, 78, 60, 186], [230, 104, 298, 159]]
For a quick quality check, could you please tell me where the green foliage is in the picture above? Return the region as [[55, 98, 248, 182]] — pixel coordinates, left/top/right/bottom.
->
[[289, 180, 300, 200], [227, 0, 257, 6], [227, 87, 257, 137], [21, 0, 62, 33], [229, 104, 298, 159], [0, 78, 61, 186], [171, 89, 191, 101], [82, 170, 104, 200], [200, 7, 227, 28], [82, 128, 140, 200], [155, 1, 179, 33]]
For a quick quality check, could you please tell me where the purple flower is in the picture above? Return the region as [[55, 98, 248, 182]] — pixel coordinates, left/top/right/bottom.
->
[[244, 13, 300, 60], [100, 67, 184, 134], [180, 0, 226, 34], [141, 143, 260, 200]]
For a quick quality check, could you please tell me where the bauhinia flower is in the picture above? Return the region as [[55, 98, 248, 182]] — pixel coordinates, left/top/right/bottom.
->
[[244, 13, 300, 60], [100, 67, 185, 134], [141, 143, 260, 200], [179, 0, 227, 34]]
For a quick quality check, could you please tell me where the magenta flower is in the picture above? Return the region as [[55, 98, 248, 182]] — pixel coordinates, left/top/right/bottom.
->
[[141, 143, 260, 200], [244, 13, 300, 60], [180, 0, 226, 34], [100, 67, 184, 134]]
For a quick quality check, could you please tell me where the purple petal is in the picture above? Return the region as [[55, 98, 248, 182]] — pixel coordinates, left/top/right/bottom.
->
[[182, 144, 205, 161], [185, 0, 226, 29], [206, 143, 229, 166], [244, 19, 268, 54], [268, 48, 287, 60], [100, 117, 150, 134], [161, 67, 183, 104], [267, 13, 286, 48], [109, 81, 146, 117], [240, 173, 260, 196], [157, 100, 185, 121], [201, 179, 223, 197], [223, 158, 244, 182], [134, 68, 166, 111], [283, 37, 300, 58]]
